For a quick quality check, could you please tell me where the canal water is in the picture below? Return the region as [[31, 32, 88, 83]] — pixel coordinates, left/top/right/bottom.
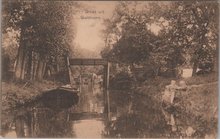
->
[[2, 82, 185, 138], [2, 82, 109, 138]]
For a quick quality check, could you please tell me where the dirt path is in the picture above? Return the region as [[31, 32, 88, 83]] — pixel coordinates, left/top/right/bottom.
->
[[189, 81, 218, 88]]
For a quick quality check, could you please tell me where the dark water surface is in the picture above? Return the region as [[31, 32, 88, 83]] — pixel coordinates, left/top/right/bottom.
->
[[2, 83, 109, 138], [2, 83, 172, 138]]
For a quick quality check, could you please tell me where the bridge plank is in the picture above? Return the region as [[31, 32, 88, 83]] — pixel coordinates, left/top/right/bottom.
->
[[69, 59, 107, 66], [69, 112, 105, 120]]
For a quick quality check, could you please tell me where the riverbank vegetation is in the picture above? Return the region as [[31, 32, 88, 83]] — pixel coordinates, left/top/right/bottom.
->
[[1, 80, 63, 132], [2, 1, 80, 130], [101, 2, 218, 138], [2, 1, 81, 82], [2, 1, 218, 138], [102, 1, 218, 79], [107, 71, 217, 138]]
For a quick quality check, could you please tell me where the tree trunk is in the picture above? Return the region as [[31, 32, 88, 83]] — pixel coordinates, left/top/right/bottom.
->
[[128, 101, 133, 114], [213, 39, 218, 72], [14, 45, 25, 80], [36, 60, 44, 80], [30, 51, 35, 80], [20, 51, 29, 80], [15, 116, 25, 137], [42, 62, 47, 79], [56, 64, 60, 73], [20, 57, 25, 80], [33, 55, 38, 80], [192, 58, 198, 76], [156, 67, 161, 76], [213, 53, 218, 72], [26, 50, 33, 80]]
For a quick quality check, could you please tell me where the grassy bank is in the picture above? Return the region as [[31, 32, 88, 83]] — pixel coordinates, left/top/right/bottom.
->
[[1, 80, 64, 133], [2, 80, 63, 108], [137, 72, 218, 137], [183, 72, 218, 85]]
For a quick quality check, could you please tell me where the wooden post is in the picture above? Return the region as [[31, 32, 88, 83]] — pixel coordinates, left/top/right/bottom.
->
[[66, 56, 73, 85], [91, 74, 94, 94], [104, 62, 110, 121], [79, 74, 82, 93]]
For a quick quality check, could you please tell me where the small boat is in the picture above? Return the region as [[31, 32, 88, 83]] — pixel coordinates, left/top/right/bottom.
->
[[39, 84, 79, 109]]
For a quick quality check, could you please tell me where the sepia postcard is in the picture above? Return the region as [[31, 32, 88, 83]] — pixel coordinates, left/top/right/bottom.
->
[[1, 0, 219, 138]]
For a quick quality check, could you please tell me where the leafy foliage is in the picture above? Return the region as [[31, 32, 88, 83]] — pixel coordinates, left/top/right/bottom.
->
[[161, 1, 218, 74], [101, 1, 218, 78], [102, 2, 157, 65], [3, 1, 80, 80], [109, 71, 136, 90]]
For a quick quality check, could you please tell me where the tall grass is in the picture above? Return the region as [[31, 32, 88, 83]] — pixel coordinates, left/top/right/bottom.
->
[[183, 72, 218, 85]]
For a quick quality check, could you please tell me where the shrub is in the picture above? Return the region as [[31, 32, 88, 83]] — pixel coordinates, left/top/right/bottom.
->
[[109, 72, 136, 90]]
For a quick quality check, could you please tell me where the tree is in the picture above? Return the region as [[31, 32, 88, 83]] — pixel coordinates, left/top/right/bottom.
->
[[102, 1, 218, 78], [101, 2, 160, 72], [3, 1, 79, 81], [161, 1, 218, 76], [101, 2, 179, 79]]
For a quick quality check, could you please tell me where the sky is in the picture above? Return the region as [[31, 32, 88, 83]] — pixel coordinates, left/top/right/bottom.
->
[[73, 1, 164, 56], [73, 1, 117, 53]]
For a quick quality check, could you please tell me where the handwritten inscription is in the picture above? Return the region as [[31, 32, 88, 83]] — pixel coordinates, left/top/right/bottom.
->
[[75, 10, 104, 20]]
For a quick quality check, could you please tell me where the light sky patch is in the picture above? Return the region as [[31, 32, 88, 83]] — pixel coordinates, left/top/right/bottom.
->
[[73, 1, 168, 55], [73, 1, 117, 52]]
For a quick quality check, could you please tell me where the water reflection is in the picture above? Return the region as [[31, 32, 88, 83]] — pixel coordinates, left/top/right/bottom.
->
[[3, 106, 106, 137], [15, 115, 26, 137], [2, 84, 172, 138], [2, 82, 106, 138], [105, 91, 169, 138], [73, 82, 104, 113], [72, 119, 105, 138]]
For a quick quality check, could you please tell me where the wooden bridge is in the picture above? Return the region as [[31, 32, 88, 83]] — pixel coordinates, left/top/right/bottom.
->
[[66, 58, 111, 120]]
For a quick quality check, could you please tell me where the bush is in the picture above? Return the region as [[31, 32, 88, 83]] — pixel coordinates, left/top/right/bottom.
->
[[137, 75, 218, 138], [109, 72, 136, 90]]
